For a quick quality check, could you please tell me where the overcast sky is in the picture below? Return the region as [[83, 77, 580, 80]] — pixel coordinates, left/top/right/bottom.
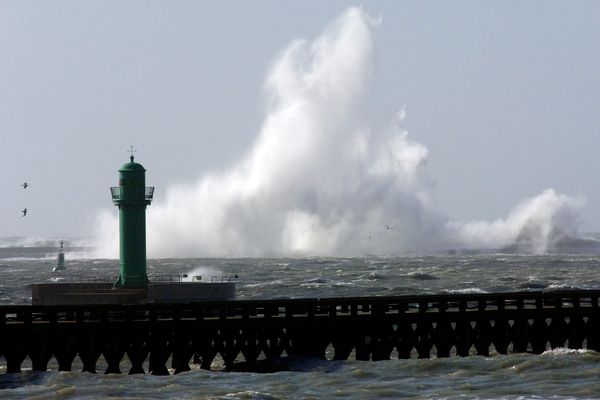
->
[[1, 1, 599, 244]]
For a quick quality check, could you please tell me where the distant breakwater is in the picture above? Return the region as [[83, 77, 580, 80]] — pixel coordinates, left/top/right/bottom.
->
[[1, 290, 600, 374], [0, 246, 94, 259]]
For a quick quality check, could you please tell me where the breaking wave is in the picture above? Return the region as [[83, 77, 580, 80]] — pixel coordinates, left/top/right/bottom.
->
[[94, 7, 585, 258]]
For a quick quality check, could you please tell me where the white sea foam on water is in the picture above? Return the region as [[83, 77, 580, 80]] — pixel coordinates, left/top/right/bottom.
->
[[541, 348, 592, 356], [91, 7, 584, 258], [181, 266, 223, 282], [446, 288, 489, 294]]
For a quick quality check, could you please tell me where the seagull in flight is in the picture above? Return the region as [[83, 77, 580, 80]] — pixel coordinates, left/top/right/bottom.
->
[[22, 208, 27, 217], [22, 182, 28, 189], [385, 224, 394, 231]]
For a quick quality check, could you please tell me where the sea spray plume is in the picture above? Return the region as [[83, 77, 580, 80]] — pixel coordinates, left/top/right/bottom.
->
[[94, 7, 440, 257], [446, 189, 584, 253], [182, 266, 223, 282], [94, 209, 119, 258], [93, 7, 584, 257]]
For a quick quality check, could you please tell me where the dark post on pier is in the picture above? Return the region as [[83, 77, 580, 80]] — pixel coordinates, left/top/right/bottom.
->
[[1, 290, 600, 374]]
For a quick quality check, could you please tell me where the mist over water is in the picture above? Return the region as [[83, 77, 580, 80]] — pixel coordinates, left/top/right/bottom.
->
[[95, 7, 584, 258]]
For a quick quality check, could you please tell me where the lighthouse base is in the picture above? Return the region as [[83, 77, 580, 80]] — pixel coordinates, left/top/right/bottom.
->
[[30, 282, 235, 306]]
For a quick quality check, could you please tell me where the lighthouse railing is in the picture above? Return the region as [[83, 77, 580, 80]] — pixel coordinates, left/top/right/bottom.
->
[[144, 186, 155, 200], [110, 186, 154, 203]]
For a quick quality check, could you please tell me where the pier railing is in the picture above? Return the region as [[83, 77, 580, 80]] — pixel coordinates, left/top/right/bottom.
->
[[148, 274, 238, 283], [2, 290, 600, 374], [40, 274, 238, 284]]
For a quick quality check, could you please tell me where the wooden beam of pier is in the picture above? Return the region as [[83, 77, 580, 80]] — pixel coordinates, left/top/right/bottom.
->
[[1, 290, 599, 374]]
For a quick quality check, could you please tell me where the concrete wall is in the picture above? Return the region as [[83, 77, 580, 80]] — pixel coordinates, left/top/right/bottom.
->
[[31, 282, 235, 305], [147, 283, 235, 303], [31, 283, 144, 305]]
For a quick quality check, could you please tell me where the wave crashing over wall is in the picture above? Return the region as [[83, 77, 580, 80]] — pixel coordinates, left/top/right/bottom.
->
[[95, 7, 584, 258]]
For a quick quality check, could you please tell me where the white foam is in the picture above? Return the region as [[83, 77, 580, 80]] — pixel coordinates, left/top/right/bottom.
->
[[541, 347, 593, 356], [181, 266, 223, 282]]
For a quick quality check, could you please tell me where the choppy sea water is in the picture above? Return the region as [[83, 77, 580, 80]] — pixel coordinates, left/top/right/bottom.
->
[[2, 251, 600, 399]]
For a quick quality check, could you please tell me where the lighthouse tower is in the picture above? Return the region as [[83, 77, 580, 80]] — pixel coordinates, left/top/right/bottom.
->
[[110, 150, 154, 288], [30, 149, 234, 305]]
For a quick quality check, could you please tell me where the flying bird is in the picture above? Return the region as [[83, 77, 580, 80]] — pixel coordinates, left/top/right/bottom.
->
[[385, 224, 394, 231], [22, 182, 28, 189], [22, 208, 27, 217]]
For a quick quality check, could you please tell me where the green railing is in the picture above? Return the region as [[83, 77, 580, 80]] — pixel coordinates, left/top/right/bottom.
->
[[110, 186, 154, 204]]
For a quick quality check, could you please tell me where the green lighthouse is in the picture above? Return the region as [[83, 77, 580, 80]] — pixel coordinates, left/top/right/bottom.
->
[[110, 150, 154, 288]]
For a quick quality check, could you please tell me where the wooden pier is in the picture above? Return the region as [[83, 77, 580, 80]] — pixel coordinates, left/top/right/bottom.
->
[[2, 290, 600, 374]]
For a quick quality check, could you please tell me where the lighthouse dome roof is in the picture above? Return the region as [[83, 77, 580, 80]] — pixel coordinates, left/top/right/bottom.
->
[[120, 157, 146, 172]]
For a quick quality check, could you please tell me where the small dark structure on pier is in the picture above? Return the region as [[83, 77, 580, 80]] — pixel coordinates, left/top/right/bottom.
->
[[2, 290, 600, 374]]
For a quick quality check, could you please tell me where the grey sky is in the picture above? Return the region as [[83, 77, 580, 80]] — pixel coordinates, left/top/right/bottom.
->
[[1, 1, 599, 242]]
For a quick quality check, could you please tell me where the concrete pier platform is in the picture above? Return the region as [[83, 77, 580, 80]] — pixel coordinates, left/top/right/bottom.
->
[[31, 282, 235, 305]]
